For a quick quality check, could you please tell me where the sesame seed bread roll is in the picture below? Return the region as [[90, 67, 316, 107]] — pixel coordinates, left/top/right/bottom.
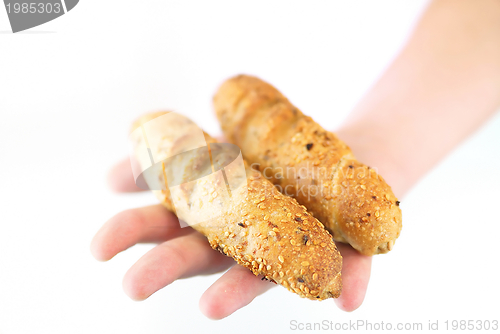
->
[[129, 111, 342, 300], [213, 75, 402, 256]]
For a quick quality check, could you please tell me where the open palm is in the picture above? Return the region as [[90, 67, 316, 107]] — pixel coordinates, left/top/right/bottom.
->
[[91, 157, 372, 319]]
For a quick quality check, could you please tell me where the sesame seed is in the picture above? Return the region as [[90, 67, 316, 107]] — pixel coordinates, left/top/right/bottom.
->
[[375, 211, 380, 217], [279, 271, 284, 277], [304, 287, 310, 294], [268, 231, 276, 237], [320, 243, 327, 247], [258, 263, 263, 271], [224, 231, 229, 237], [278, 255, 285, 263], [290, 240, 296, 246], [360, 185, 366, 190], [267, 265, 271, 270], [301, 261, 310, 266], [272, 228, 279, 233], [264, 215, 269, 220], [313, 273, 318, 281]]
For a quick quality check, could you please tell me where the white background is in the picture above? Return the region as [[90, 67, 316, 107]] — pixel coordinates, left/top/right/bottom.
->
[[1, 1, 500, 333]]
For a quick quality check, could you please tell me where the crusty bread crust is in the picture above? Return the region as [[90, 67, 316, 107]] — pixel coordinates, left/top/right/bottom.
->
[[213, 75, 402, 255], [130, 112, 342, 300]]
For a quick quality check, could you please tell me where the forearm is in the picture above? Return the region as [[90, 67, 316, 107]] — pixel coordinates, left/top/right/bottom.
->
[[336, 0, 500, 198]]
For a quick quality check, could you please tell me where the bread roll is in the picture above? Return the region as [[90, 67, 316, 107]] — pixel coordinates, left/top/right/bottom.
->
[[129, 111, 342, 300], [214, 75, 402, 255]]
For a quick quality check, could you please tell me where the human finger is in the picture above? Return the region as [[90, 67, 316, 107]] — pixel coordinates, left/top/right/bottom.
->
[[107, 157, 144, 193], [90, 204, 191, 261], [122, 233, 235, 301], [199, 264, 274, 320], [334, 243, 372, 312]]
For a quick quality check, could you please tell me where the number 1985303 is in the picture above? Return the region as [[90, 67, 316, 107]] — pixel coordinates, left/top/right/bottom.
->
[[6, 2, 62, 14]]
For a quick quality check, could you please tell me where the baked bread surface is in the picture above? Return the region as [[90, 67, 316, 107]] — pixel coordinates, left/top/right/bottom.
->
[[130, 111, 343, 299], [214, 75, 402, 255]]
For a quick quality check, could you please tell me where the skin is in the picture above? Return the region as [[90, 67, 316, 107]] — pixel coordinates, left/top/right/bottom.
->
[[91, 0, 500, 319]]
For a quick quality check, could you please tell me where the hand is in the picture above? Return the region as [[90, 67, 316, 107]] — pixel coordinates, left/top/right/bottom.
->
[[90, 157, 372, 319]]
